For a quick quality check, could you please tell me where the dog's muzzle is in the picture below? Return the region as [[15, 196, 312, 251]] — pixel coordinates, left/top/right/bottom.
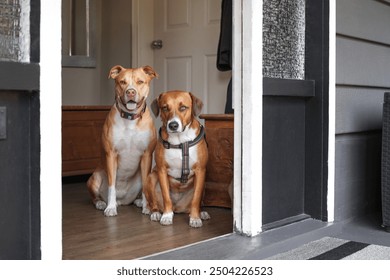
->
[[167, 117, 183, 133], [122, 87, 141, 111], [126, 87, 137, 99], [168, 121, 179, 132]]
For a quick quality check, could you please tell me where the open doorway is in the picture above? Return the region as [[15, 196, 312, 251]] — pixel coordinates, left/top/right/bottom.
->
[[61, 0, 233, 259]]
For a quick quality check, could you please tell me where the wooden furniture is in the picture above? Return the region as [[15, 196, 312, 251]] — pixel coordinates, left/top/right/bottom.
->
[[200, 114, 234, 208], [62, 106, 111, 176]]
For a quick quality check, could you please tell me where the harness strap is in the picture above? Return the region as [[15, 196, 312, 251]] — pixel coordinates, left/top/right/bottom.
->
[[181, 141, 190, 183], [159, 125, 205, 183]]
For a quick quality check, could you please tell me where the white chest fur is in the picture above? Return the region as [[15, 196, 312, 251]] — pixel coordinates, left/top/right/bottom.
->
[[165, 126, 198, 179], [165, 145, 198, 179], [112, 113, 150, 178]]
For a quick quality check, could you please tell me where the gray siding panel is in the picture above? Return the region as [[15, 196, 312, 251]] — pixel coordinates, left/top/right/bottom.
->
[[335, 132, 381, 221], [337, 0, 390, 45], [337, 37, 390, 88], [335, 0, 389, 221], [336, 87, 384, 134]]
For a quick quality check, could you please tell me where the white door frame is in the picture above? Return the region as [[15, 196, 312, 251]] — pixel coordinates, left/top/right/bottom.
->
[[232, 0, 337, 234], [232, 0, 263, 236], [40, 0, 62, 259]]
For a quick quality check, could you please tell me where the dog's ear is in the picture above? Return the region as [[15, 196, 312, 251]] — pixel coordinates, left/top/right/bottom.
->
[[189, 92, 203, 116], [109, 65, 124, 79], [143, 65, 159, 80], [151, 97, 160, 117]]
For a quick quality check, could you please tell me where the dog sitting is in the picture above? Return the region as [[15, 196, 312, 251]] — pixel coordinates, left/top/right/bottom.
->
[[87, 65, 158, 216], [144, 90, 210, 227]]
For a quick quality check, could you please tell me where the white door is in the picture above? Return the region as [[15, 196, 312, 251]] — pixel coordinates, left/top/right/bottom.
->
[[152, 0, 230, 114]]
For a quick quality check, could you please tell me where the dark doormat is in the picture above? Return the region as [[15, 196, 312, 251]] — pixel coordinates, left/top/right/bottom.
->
[[266, 237, 390, 260]]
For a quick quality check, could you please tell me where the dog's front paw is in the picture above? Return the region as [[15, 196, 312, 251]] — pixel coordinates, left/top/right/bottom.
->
[[189, 217, 203, 228], [142, 207, 151, 215], [151, 211, 162, 222], [201, 211, 211, 220], [95, 200, 107, 211], [160, 212, 174, 225], [133, 198, 143, 208], [104, 206, 118, 217]]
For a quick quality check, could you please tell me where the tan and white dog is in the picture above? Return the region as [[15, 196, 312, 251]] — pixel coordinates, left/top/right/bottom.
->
[[144, 90, 210, 227], [87, 65, 158, 216]]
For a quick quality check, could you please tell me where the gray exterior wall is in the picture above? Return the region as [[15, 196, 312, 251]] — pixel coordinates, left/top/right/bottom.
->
[[335, 0, 390, 220]]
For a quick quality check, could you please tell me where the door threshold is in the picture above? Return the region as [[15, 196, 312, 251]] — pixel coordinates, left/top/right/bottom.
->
[[139, 233, 234, 260], [262, 214, 311, 231]]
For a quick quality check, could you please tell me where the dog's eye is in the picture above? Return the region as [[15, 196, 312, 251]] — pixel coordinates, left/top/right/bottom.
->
[[137, 80, 144, 85], [119, 80, 126, 86], [179, 106, 188, 112], [162, 106, 169, 112]]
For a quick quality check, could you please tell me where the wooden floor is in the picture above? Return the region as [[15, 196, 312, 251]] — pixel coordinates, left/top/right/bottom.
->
[[62, 182, 233, 260]]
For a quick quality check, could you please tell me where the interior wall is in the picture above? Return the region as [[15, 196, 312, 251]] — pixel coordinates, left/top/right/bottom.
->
[[334, 0, 389, 221], [100, 0, 132, 105], [62, 0, 132, 106]]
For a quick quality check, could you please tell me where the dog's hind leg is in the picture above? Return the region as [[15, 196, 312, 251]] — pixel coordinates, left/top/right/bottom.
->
[[119, 170, 142, 206], [87, 169, 107, 211]]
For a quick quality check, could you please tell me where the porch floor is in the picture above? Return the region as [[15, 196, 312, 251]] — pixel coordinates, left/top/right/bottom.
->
[[145, 212, 390, 259]]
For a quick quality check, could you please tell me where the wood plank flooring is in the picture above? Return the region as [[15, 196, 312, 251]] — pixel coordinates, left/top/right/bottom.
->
[[62, 182, 233, 260]]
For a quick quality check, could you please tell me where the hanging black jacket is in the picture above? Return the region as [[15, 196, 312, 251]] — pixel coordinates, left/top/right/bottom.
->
[[216, 0, 232, 72]]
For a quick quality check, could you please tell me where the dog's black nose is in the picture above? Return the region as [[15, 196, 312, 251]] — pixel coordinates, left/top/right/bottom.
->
[[168, 121, 179, 131]]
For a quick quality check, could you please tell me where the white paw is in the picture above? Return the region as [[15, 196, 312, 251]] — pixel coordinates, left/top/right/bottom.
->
[[142, 207, 151, 215], [95, 200, 106, 211], [189, 217, 203, 228], [160, 212, 174, 225], [104, 206, 118, 217], [134, 198, 143, 208], [150, 211, 162, 222], [201, 211, 211, 220]]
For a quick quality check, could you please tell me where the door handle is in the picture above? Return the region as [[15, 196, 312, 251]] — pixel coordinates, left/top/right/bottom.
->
[[151, 40, 163, 49]]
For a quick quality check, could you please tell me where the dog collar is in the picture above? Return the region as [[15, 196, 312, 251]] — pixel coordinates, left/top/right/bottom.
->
[[159, 125, 205, 183], [116, 100, 147, 120]]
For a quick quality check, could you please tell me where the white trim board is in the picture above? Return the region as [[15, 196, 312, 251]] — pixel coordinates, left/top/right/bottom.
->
[[40, 0, 62, 260], [327, 0, 336, 222], [232, 0, 263, 236]]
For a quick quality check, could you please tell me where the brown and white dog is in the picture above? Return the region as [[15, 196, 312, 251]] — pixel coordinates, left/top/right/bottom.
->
[[87, 65, 158, 216], [144, 90, 210, 227]]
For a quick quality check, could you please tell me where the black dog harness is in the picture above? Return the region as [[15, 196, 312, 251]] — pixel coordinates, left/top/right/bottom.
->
[[159, 125, 205, 183]]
